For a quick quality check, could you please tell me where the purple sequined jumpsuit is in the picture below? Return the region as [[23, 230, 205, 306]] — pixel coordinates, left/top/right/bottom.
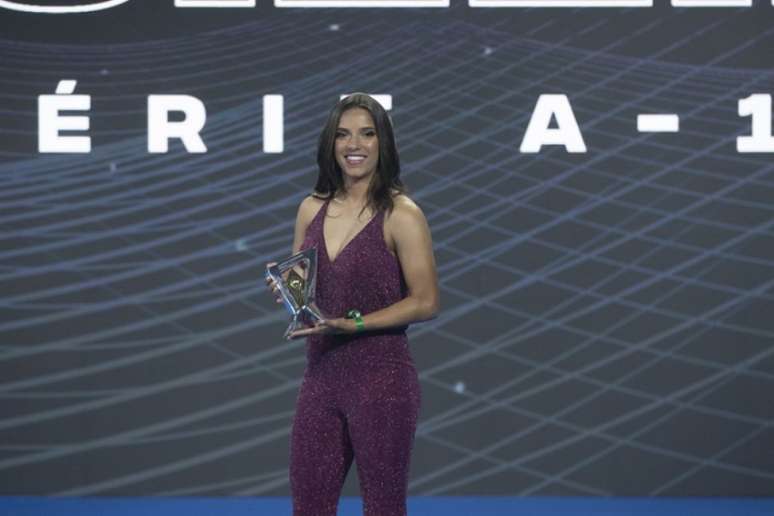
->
[[290, 199, 421, 516]]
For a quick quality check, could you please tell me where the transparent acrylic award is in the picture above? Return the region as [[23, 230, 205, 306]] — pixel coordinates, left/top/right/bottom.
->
[[265, 247, 325, 339]]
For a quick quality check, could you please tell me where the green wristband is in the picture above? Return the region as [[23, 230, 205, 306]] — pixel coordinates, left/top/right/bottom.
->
[[346, 309, 365, 332]]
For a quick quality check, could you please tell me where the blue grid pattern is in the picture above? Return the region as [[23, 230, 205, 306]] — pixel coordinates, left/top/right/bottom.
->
[[0, 3, 773, 497]]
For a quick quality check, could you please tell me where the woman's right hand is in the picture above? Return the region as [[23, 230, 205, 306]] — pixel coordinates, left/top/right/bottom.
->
[[265, 262, 284, 305]]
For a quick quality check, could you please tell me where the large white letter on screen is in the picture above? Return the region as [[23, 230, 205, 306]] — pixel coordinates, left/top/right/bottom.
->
[[148, 95, 207, 154], [520, 94, 587, 153], [38, 80, 91, 153]]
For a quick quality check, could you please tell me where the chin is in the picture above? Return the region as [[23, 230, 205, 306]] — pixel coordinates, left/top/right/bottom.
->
[[341, 167, 374, 180]]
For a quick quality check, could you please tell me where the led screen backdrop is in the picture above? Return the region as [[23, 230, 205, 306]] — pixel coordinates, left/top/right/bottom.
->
[[1, 0, 773, 498]]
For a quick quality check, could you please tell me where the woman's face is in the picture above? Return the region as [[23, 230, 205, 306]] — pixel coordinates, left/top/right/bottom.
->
[[335, 107, 379, 182]]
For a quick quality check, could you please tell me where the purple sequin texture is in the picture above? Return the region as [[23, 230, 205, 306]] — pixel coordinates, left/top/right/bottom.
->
[[290, 199, 421, 516]]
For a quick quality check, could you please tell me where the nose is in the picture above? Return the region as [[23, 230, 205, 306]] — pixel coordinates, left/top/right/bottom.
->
[[346, 135, 361, 150]]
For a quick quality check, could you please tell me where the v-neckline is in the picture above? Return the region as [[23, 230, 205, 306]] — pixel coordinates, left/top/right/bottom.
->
[[322, 200, 378, 266]]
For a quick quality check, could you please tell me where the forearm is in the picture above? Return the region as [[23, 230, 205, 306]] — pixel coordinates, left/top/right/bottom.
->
[[350, 295, 439, 333]]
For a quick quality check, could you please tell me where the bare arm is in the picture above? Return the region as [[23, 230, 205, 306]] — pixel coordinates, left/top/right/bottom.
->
[[292, 195, 320, 254], [356, 199, 440, 330]]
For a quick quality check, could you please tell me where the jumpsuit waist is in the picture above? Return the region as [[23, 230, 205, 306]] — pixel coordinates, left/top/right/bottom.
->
[[305, 329, 413, 374]]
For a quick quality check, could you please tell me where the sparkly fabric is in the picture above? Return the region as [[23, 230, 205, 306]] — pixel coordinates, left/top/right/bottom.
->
[[290, 199, 421, 516]]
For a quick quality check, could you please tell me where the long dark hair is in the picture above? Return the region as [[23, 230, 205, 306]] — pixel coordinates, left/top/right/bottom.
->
[[313, 93, 407, 217]]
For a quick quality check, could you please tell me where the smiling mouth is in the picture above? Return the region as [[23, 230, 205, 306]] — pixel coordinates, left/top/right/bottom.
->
[[344, 155, 367, 165]]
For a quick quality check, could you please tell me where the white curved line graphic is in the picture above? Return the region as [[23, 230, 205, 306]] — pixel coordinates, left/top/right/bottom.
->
[[0, 0, 132, 13]]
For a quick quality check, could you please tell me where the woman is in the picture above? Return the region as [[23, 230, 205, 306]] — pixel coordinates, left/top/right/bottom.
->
[[266, 92, 440, 516]]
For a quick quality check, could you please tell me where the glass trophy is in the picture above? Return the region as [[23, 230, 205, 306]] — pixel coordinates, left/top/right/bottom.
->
[[265, 247, 325, 339]]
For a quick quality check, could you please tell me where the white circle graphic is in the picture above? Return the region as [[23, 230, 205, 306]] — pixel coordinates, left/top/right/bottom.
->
[[0, 0, 132, 14]]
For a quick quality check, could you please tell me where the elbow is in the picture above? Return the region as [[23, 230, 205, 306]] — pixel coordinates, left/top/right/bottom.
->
[[420, 296, 440, 321]]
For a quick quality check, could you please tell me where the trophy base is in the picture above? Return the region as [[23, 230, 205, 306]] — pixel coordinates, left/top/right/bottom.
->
[[283, 302, 325, 339]]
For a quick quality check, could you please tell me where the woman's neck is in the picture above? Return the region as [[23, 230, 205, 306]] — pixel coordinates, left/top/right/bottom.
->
[[336, 175, 371, 208]]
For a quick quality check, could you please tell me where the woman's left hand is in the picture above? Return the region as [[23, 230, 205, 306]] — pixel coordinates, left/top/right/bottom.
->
[[287, 318, 354, 339]]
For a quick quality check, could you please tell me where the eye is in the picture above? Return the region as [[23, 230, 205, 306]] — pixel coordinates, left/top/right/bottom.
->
[[335, 131, 347, 138], [363, 130, 376, 137]]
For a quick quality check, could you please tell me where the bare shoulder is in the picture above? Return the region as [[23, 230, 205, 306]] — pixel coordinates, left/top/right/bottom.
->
[[389, 193, 426, 225], [297, 193, 326, 225], [385, 194, 429, 248]]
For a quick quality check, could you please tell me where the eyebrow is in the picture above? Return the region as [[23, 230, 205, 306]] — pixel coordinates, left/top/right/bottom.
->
[[336, 126, 376, 132]]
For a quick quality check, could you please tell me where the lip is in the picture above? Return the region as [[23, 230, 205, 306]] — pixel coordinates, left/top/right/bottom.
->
[[343, 155, 367, 166]]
